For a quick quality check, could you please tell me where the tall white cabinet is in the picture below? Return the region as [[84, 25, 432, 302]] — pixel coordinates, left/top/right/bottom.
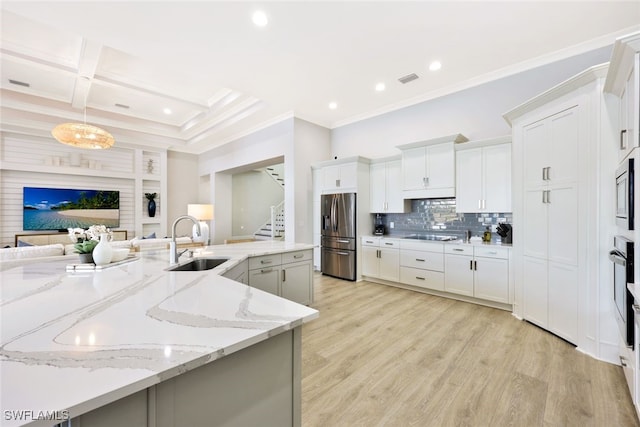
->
[[504, 64, 611, 352], [369, 157, 409, 213]]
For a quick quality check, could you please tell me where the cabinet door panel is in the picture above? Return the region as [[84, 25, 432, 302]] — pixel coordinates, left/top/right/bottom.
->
[[455, 148, 482, 212], [444, 254, 474, 297], [339, 163, 358, 189], [523, 189, 548, 259], [474, 257, 509, 303], [322, 165, 341, 190], [523, 257, 548, 328], [385, 160, 406, 213], [548, 106, 579, 185], [362, 246, 379, 278], [370, 163, 386, 212], [249, 268, 280, 295], [426, 142, 455, 189], [523, 120, 548, 188], [402, 147, 426, 190], [483, 144, 512, 212], [547, 185, 578, 266], [379, 248, 399, 282], [548, 261, 578, 344], [281, 261, 312, 305]]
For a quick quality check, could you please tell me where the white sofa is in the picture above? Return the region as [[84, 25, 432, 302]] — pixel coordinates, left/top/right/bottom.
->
[[0, 236, 197, 269]]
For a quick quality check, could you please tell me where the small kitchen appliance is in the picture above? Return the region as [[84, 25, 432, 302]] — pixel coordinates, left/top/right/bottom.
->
[[374, 213, 385, 235]]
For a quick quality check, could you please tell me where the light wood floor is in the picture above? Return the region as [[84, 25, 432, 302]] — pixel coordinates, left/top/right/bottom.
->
[[301, 274, 640, 427]]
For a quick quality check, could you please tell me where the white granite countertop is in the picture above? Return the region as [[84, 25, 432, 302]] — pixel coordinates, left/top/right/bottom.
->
[[0, 241, 318, 427], [361, 235, 512, 247]]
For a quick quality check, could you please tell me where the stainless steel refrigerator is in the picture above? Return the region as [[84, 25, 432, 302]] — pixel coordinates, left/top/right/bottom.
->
[[321, 193, 356, 281]]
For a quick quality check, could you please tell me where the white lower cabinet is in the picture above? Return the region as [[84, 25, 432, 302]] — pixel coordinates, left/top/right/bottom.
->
[[361, 237, 400, 282], [444, 245, 509, 304], [248, 250, 313, 305], [222, 259, 249, 285], [399, 241, 445, 292]]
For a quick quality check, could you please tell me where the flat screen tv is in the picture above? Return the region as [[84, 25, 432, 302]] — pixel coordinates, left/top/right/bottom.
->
[[23, 187, 120, 231]]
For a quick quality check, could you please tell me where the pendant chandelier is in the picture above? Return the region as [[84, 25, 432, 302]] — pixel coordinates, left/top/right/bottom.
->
[[51, 83, 115, 149]]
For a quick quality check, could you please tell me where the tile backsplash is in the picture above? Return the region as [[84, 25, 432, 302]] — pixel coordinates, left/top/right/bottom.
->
[[373, 198, 512, 242]]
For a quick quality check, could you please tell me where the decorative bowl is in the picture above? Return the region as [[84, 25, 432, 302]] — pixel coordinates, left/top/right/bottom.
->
[[110, 248, 130, 262]]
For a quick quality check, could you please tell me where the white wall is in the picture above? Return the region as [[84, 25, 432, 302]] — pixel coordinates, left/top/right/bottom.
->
[[292, 118, 331, 244], [232, 169, 284, 236], [198, 117, 331, 244], [331, 46, 613, 158], [167, 151, 199, 238]]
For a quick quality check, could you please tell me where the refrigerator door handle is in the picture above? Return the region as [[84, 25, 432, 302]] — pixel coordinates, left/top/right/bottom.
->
[[331, 194, 338, 233]]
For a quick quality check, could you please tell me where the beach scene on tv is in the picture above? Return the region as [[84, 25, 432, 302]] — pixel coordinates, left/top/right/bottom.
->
[[23, 187, 120, 230]]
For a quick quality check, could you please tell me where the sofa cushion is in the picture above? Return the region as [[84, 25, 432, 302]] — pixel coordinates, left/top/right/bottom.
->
[[0, 244, 65, 261]]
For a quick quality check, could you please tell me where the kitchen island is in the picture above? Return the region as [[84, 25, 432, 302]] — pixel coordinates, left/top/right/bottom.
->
[[0, 241, 318, 427]]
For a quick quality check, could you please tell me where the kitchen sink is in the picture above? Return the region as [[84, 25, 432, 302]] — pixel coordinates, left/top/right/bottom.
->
[[166, 257, 229, 272]]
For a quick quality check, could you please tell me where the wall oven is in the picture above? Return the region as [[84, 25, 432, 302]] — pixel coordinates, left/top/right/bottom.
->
[[610, 235, 635, 348], [615, 157, 634, 230]]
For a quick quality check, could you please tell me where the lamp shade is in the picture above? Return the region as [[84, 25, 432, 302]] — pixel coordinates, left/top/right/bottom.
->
[[52, 122, 114, 149], [187, 204, 214, 221]]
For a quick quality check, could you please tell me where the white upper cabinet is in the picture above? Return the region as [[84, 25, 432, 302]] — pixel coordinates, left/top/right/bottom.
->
[[455, 137, 511, 213], [398, 134, 468, 199], [322, 162, 358, 193], [369, 159, 409, 213], [604, 31, 640, 162]]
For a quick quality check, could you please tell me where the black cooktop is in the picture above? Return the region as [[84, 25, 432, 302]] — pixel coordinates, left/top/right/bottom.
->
[[403, 234, 458, 241]]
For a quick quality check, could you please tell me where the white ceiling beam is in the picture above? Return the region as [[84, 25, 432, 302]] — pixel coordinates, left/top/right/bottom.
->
[[71, 39, 103, 108]]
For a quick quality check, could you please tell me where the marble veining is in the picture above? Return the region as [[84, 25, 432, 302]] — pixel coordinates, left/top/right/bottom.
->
[[1, 241, 318, 427]]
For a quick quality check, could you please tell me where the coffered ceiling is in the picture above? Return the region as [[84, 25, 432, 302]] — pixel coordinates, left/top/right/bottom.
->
[[1, 1, 639, 154]]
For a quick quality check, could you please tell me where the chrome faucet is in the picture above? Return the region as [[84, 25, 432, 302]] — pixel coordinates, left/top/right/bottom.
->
[[170, 215, 201, 264]]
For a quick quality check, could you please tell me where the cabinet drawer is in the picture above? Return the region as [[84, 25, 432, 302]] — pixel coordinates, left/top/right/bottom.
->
[[399, 240, 444, 253], [400, 250, 444, 272], [361, 237, 380, 247], [474, 246, 509, 259], [282, 250, 312, 264], [444, 245, 473, 256], [379, 238, 401, 248], [400, 267, 444, 291], [249, 254, 282, 270]]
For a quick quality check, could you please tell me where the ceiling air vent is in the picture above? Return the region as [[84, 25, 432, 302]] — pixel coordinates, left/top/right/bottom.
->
[[398, 73, 419, 84], [8, 79, 30, 87], [115, 103, 130, 109]]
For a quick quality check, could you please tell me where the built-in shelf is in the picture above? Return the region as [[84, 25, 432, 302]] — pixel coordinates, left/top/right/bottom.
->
[[0, 161, 132, 180]]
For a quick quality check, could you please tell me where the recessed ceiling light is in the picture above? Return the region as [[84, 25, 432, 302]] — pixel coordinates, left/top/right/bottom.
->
[[328, 102, 337, 110], [163, 108, 172, 115], [252, 10, 268, 27], [375, 82, 386, 92], [429, 61, 442, 71]]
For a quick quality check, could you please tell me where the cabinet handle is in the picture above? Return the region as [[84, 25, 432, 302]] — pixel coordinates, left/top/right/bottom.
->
[[546, 190, 550, 204], [336, 179, 341, 187], [469, 260, 473, 270], [486, 251, 498, 255], [293, 254, 303, 259], [542, 168, 546, 181], [415, 258, 425, 262], [478, 199, 482, 209], [542, 191, 547, 204], [365, 240, 374, 244], [416, 276, 425, 280], [453, 248, 464, 252], [474, 260, 477, 270], [260, 268, 273, 274], [621, 129, 628, 150], [482, 199, 486, 209], [282, 269, 286, 282], [377, 249, 381, 258], [260, 260, 272, 264], [384, 242, 394, 246]]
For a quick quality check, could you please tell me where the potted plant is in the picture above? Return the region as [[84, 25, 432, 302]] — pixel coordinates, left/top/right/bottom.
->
[[74, 240, 98, 264], [145, 192, 157, 217]]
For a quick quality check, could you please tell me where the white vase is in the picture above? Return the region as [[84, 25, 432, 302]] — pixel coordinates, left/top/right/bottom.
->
[[93, 233, 113, 266]]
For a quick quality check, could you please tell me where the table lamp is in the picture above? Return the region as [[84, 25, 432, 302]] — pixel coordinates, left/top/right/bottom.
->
[[187, 204, 214, 245]]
